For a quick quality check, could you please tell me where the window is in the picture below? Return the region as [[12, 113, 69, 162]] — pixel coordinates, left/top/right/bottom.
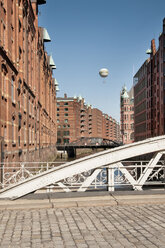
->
[[130, 132, 134, 140], [2, 73, 6, 96], [57, 119, 60, 123], [29, 99, 31, 116], [1, 64, 7, 97], [64, 119, 68, 123], [64, 131, 70, 136], [12, 117, 15, 144], [57, 108, 59, 111], [11, 78, 15, 103], [64, 113, 68, 116], [3, 25, 5, 47], [32, 101, 34, 117], [57, 113, 59, 116], [32, 126, 34, 144], [64, 108, 68, 111], [18, 113, 21, 130], [19, 46, 22, 60], [23, 90, 27, 112], [4, 125, 7, 142], [63, 138, 69, 144], [24, 122, 26, 144], [64, 102, 68, 105], [29, 125, 31, 144], [19, 19, 21, 32], [57, 138, 61, 144]]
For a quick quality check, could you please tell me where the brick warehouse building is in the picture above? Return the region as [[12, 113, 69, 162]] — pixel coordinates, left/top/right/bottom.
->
[[57, 94, 120, 144], [133, 60, 148, 141], [102, 114, 120, 141], [133, 18, 165, 140], [120, 85, 134, 144], [0, 0, 57, 164]]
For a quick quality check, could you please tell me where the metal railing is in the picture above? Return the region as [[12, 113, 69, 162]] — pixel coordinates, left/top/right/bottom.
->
[[59, 161, 165, 191], [0, 162, 65, 189], [0, 160, 165, 191]]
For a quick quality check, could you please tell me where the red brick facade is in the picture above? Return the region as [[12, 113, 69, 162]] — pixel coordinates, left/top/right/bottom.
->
[[102, 114, 120, 141], [134, 18, 165, 141], [0, 0, 57, 163], [134, 61, 147, 141], [57, 94, 120, 144], [146, 37, 164, 137]]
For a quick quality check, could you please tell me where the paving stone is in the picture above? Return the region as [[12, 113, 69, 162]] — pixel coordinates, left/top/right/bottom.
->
[[0, 203, 165, 247]]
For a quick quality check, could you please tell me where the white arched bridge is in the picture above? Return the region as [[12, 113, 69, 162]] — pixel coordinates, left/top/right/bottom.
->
[[0, 135, 165, 199]]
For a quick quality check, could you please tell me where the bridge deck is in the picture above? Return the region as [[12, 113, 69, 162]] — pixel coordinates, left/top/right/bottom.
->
[[0, 135, 165, 199]]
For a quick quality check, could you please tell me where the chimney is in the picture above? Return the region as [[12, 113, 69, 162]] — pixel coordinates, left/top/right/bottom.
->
[[64, 93, 67, 98]]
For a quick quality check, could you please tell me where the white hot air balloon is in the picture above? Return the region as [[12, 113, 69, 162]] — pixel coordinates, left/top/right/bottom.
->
[[99, 68, 109, 78]]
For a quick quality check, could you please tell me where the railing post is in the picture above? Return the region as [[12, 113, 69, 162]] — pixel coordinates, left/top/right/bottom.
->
[[107, 165, 114, 191]]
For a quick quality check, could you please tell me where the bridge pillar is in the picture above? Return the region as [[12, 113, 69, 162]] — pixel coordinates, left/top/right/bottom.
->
[[66, 147, 76, 158]]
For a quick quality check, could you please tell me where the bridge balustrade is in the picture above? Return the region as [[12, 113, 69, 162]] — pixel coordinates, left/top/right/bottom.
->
[[0, 160, 165, 192]]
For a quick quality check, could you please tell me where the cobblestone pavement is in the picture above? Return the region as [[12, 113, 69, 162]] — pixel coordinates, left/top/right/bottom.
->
[[0, 204, 165, 248]]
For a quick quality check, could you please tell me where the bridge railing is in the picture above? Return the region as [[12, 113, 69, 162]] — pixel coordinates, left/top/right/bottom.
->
[[0, 162, 65, 189], [57, 160, 165, 192], [0, 160, 165, 191]]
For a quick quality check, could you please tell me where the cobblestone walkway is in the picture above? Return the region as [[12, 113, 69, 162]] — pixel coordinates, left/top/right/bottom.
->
[[0, 204, 165, 248]]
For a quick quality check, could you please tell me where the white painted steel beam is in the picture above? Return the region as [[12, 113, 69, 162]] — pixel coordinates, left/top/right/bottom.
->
[[77, 169, 102, 192], [57, 182, 71, 192], [0, 135, 165, 199], [107, 165, 115, 191], [117, 162, 139, 190], [137, 152, 163, 187]]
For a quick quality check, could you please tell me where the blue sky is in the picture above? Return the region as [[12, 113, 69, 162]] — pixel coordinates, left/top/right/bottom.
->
[[38, 0, 165, 122]]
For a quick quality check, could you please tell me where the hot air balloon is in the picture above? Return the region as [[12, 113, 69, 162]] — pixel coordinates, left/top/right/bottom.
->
[[99, 68, 109, 78]]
